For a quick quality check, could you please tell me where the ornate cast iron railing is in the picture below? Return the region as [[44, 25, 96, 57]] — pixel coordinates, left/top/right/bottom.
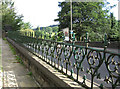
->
[[7, 31, 120, 89]]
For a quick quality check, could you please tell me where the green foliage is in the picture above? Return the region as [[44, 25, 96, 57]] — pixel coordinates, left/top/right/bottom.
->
[[26, 72, 32, 76], [118, 20, 120, 40], [57, 31, 64, 41], [20, 22, 32, 30], [55, 1, 119, 41], [34, 26, 59, 40], [8, 42, 16, 55], [105, 14, 120, 41], [3, 38, 7, 40], [52, 26, 59, 32], [36, 26, 58, 33], [5, 38, 24, 64], [20, 29, 35, 37], [88, 31, 103, 41], [15, 56, 23, 64], [23, 27, 63, 42], [2, 0, 23, 31]]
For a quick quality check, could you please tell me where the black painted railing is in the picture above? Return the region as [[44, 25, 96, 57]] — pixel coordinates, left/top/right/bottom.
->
[[7, 31, 120, 89]]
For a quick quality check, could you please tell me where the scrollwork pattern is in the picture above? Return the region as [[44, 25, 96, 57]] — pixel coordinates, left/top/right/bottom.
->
[[105, 54, 120, 89], [8, 31, 120, 89], [87, 50, 103, 89]]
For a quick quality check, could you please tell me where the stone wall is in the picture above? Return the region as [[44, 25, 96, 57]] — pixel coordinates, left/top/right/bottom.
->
[[6, 37, 87, 88]]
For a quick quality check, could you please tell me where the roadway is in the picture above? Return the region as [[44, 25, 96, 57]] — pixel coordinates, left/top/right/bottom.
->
[[24, 43, 120, 88]]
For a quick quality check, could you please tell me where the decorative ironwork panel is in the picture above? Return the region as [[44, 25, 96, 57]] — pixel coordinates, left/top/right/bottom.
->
[[7, 31, 120, 89]]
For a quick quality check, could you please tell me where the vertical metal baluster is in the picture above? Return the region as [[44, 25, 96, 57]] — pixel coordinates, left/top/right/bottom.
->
[[66, 59, 68, 74], [103, 33, 107, 60], [85, 32, 88, 55], [76, 66, 79, 81]]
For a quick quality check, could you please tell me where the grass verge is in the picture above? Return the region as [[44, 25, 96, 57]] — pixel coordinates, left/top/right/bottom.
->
[[26, 72, 32, 76], [5, 38, 33, 77], [4, 38, 23, 65]]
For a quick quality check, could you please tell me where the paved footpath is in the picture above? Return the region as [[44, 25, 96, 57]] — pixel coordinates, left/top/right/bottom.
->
[[0, 38, 39, 88], [0, 38, 2, 88]]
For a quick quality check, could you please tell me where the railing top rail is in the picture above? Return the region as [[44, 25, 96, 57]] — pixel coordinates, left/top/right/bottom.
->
[[30, 36, 120, 56], [7, 31, 120, 89]]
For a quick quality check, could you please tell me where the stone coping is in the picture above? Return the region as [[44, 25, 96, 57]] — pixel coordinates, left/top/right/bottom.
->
[[6, 37, 102, 88]]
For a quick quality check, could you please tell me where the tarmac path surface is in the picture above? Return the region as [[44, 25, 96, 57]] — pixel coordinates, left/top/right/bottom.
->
[[0, 38, 39, 88]]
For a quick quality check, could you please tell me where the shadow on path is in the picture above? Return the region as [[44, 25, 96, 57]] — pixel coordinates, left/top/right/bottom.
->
[[1, 39, 39, 87]]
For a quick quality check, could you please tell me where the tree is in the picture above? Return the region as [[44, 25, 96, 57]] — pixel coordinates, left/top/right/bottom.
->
[[45, 27, 52, 33], [52, 26, 58, 32], [55, 1, 115, 41], [2, 0, 23, 31], [20, 22, 32, 30], [118, 20, 120, 40]]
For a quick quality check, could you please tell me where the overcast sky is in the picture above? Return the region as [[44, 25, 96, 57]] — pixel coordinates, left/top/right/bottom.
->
[[13, 0, 119, 28]]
